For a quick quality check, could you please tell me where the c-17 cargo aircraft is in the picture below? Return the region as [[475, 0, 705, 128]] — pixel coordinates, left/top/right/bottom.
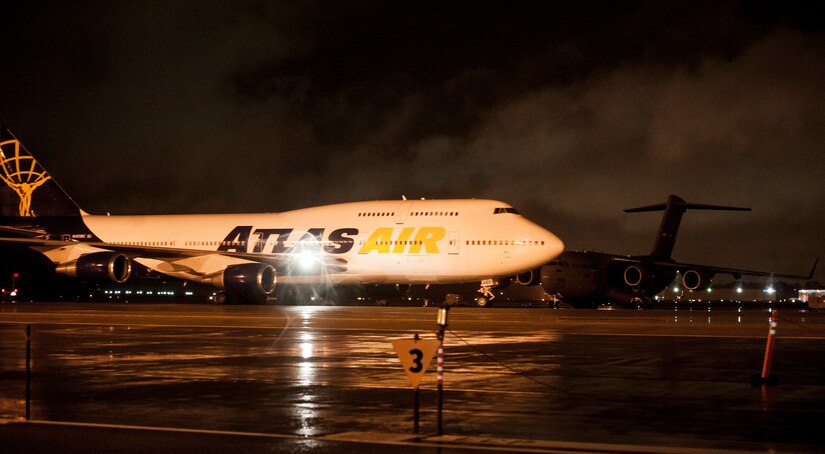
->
[[536, 195, 816, 308], [0, 128, 564, 304]]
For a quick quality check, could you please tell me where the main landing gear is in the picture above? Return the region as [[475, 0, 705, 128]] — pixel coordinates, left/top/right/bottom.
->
[[475, 278, 497, 307], [212, 291, 268, 305]]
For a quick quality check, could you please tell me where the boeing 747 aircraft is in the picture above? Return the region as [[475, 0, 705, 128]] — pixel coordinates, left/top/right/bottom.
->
[[0, 128, 564, 304]]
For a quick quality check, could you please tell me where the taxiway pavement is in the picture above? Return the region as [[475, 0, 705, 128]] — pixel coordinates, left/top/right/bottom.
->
[[2, 303, 824, 453]]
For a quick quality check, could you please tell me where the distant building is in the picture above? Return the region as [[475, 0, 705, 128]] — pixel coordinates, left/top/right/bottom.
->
[[799, 289, 825, 309]]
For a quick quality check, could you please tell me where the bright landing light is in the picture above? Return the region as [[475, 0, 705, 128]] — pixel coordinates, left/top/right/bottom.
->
[[297, 249, 319, 271]]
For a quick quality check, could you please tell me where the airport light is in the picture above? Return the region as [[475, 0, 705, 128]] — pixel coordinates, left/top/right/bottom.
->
[[437, 305, 449, 327]]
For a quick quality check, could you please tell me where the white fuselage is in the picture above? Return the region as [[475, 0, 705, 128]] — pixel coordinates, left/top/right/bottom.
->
[[80, 199, 564, 285]]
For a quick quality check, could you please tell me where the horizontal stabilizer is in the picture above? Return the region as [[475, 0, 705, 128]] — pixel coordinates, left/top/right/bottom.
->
[[624, 198, 751, 213]]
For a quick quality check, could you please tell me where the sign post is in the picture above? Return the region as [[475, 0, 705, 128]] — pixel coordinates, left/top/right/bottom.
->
[[391, 334, 438, 433], [436, 303, 449, 435]]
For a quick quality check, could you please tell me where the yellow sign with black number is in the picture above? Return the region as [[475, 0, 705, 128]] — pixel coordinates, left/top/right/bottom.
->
[[391, 337, 439, 388]]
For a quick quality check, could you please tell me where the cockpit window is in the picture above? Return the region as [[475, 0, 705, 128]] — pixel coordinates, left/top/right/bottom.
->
[[494, 207, 520, 215]]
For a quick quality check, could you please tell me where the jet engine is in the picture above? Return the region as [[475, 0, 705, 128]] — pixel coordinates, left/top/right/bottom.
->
[[681, 269, 714, 290], [221, 263, 277, 296], [55, 251, 132, 284], [514, 268, 542, 286], [622, 265, 645, 287]]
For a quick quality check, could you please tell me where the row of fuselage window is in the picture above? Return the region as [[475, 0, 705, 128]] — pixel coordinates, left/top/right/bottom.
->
[[112, 239, 547, 248], [339, 239, 548, 247], [113, 241, 258, 247], [466, 239, 546, 246], [357, 211, 460, 217]]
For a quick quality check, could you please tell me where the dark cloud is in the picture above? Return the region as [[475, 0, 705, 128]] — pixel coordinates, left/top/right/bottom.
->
[[1, 1, 823, 277]]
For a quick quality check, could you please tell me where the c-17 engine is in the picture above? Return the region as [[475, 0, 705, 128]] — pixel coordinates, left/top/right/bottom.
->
[[680, 269, 715, 290]]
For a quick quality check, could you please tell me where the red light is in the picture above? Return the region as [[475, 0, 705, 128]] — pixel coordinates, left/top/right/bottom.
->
[[12, 273, 19, 278]]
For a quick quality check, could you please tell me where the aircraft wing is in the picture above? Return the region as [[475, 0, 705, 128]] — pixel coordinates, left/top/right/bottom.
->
[[613, 255, 818, 280], [654, 259, 817, 281], [0, 225, 48, 238], [0, 236, 348, 275]]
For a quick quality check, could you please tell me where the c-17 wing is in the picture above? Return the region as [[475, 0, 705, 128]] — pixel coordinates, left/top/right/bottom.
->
[[614, 255, 818, 281]]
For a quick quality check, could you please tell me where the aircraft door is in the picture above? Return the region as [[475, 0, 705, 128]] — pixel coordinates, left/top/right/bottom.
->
[[448, 231, 460, 255], [394, 202, 409, 224]]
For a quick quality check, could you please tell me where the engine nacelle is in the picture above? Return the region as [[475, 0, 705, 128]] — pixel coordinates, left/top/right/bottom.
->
[[514, 268, 542, 286], [681, 269, 714, 290], [55, 252, 132, 284], [623, 265, 645, 287], [221, 263, 277, 296]]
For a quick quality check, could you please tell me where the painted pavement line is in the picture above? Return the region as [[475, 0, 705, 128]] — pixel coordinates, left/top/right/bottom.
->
[[2, 320, 823, 340], [8, 421, 767, 454], [324, 431, 764, 454]]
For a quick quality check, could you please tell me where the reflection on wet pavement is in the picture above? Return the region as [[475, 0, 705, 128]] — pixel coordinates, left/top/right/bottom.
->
[[1, 304, 824, 452]]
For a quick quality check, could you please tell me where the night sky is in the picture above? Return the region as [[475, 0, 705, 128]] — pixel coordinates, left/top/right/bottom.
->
[[2, 1, 823, 279]]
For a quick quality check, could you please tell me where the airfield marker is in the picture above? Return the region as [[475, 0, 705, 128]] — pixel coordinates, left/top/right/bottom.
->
[[26, 324, 31, 420], [761, 310, 779, 383], [752, 310, 779, 386]]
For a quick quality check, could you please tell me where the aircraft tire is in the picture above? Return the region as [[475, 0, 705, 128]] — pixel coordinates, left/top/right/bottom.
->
[[214, 292, 228, 304], [475, 296, 493, 308]]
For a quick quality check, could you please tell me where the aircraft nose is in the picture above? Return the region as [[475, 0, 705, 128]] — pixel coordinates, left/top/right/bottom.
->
[[543, 230, 565, 261]]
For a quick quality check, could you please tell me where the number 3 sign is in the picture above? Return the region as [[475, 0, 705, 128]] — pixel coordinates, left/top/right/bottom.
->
[[391, 337, 439, 388]]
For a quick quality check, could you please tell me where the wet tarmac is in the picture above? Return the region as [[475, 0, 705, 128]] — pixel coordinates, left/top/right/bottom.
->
[[1, 303, 825, 453]]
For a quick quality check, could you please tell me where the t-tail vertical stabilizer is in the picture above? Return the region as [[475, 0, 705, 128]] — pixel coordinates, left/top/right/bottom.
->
[[623, 194, 751, 260]]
